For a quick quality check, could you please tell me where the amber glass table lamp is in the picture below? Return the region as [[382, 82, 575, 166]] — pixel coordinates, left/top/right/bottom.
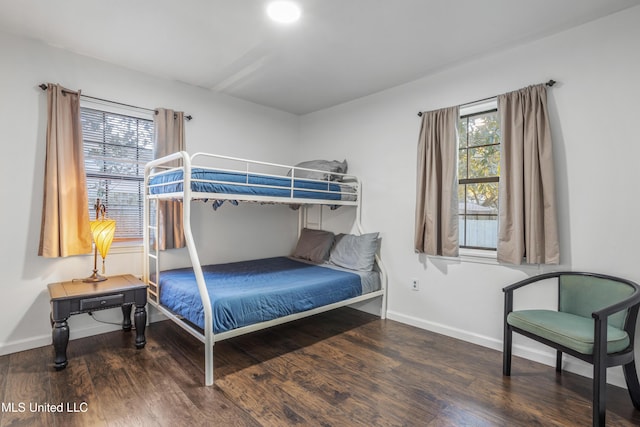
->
[[83, 198, 116, 283]]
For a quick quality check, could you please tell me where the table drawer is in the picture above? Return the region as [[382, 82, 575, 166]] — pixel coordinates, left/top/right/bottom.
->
[[80, 293, 124, 311]]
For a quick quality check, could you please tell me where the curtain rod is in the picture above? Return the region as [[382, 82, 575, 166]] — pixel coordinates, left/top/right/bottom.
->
[[416, 79, 557, 117], [38, 83, 193, 121]]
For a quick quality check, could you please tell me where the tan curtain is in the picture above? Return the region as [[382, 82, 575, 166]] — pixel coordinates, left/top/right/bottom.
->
[[153, 108, 186, 250], [38, 84, 92, 257], [497, 84, 559, 264], [414, 106, 459, 257]]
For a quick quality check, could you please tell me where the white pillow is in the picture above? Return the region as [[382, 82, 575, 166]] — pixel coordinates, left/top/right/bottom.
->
[[290, 159, 348, 181], [329, 232, 379, 271]]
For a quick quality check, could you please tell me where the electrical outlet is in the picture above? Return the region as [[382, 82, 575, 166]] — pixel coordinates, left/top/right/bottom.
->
[[411, 278, 419, 291]]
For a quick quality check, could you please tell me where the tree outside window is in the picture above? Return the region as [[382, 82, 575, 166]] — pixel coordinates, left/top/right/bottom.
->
[[458, 109, 500, 249]]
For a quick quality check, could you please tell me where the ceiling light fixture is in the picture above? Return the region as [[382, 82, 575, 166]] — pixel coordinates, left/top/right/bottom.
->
[[267, 1, 301, 24]]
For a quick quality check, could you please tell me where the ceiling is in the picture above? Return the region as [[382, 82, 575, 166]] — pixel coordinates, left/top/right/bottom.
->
[[1, 0, 638, 115]]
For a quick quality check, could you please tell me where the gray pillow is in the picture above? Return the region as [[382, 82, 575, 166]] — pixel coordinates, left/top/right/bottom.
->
[[292, 228, 335, 263], [329, 232, 379, 271], [290, 159, 348, 181]]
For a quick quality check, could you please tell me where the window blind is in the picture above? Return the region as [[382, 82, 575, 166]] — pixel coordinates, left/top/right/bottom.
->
[[81, 107, 154, 242]]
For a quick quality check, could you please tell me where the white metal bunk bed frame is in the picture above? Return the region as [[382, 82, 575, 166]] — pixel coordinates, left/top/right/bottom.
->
[[143, 151, 388, 386]]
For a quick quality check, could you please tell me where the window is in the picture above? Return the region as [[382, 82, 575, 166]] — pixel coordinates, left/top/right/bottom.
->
[[81, 107, 154, 244], [458, 103, 500, 250]]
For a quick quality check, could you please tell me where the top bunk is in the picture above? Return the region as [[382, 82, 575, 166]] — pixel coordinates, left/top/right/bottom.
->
[[145, 151, 359, 207]]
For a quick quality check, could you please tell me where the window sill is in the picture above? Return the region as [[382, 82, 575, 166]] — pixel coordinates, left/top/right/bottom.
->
[[459, 247, 498, 265], [425, 248, 498, 265], [425, 248, 546, 271]]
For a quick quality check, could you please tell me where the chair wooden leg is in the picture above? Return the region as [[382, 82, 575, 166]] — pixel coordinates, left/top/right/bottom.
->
[[622, 361, 640, 409], [503, 325, 512, 376], [593, 317, 607, 427], [593, 358, 606, 427], [556, 350, 562, 372]]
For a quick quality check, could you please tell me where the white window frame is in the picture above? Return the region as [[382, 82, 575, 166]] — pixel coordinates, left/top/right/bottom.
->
[[458, 99, 499, 260], [80, 98, 154, 252]]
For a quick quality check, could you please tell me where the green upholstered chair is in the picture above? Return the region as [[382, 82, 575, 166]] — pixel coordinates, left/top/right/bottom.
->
[[503, 272, 640, 427]]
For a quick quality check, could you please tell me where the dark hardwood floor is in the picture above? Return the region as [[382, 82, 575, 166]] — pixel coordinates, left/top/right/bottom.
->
[[1, 307, 639, 426]]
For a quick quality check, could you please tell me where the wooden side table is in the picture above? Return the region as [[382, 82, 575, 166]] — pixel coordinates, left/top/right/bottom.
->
[[47, 274, 147, 370]]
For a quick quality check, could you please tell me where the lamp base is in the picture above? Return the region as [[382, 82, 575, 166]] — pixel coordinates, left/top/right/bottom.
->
[[83, 269, 108, 283]]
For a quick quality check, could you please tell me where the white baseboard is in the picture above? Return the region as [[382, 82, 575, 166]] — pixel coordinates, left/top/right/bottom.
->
[[386, 310, 503, 350], [0, 322, 121, 356], [386, 310, 627, 389], [0, 307, 167, 357], [0, 334, 51, 356]]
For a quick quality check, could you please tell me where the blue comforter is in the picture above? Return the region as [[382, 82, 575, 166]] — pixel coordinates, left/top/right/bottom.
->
[[149, 168, 348, 200], [158, 257, 362, 333]]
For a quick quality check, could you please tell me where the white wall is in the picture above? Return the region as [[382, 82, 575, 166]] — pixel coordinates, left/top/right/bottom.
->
[[299, 7, 640, 386], [0, 31, 300, 355]]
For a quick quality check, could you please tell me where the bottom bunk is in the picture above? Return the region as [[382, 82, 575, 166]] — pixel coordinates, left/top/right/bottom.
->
[[156, 256, 381, 335], [148, 230, 386, 386]]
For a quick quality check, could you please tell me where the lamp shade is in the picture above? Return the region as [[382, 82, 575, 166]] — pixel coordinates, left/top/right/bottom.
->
[[90, 218, 116, 259]]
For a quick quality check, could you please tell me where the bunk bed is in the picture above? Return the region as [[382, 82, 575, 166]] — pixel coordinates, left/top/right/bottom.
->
[[143, 151, 388, 386]]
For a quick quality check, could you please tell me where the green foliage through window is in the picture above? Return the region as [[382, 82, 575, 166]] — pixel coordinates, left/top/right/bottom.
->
[[458, 109, 499, 249]]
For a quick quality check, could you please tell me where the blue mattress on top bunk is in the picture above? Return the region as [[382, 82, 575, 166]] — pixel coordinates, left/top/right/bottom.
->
[[157, 257, 365, 334], [149, 168, 355, 201]]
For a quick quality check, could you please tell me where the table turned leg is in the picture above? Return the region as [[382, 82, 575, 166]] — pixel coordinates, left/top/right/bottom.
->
[[122, 304, 133, 331], [134, 304, 147, 349], [52, 319, 69, 370]]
